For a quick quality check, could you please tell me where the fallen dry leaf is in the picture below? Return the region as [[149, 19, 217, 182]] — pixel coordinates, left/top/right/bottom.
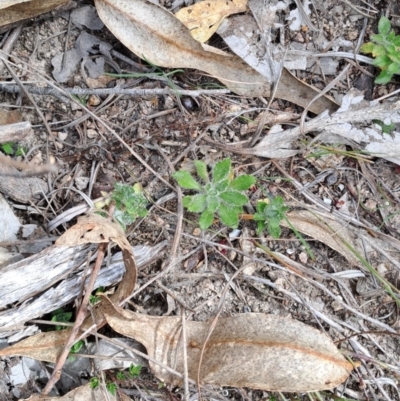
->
[[176, 0, 248, 43], [0, 329, 71, 362], [94, 0, 337, 114], [102, 297, 355, 392], [56, 213, 129, 249], [56, 213, 137, 303], [0, 0, 68, 27], [282, 210, 362, 266]]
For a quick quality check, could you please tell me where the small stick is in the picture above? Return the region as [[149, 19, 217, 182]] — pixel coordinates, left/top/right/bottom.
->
[[0, 25, 22, 74], [0, 152, 57, 176], [41, 243, 107, 395], [0, 84, 230, 99]]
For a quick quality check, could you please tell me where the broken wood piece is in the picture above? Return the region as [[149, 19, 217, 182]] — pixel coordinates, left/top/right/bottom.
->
[[0, 121, 32, 143], [0, 241, 167, 332]]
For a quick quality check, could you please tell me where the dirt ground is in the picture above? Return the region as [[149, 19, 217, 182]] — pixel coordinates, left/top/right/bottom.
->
[[0, 0, 399, 400]]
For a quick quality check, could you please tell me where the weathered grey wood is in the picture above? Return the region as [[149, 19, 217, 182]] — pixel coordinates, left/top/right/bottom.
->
[[0, 241, 167, 332], [0, 121, 32, 144], [0, 244, 96, 308]]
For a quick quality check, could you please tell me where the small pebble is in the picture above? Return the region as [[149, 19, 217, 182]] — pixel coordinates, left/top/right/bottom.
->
[[325, 172, 338, 186], [75, 176, 90, 190], [58, 131, 68, 141], [87, 129, 98, 139], [88, 95, 101, 106]]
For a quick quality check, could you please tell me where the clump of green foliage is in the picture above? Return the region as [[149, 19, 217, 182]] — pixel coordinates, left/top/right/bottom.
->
[[173, 158, 256, 229], [254, 197, 289, 239], [1, 142, 27, 156], [90, 364, 142, 395], [110, 183, 148, 230], [361, 16, 400, 84]]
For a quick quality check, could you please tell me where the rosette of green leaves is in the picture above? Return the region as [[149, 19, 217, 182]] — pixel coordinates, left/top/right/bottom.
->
[[360, 16, 400, 84], [253, 197, 288, 239], [111, 183, 148, 230], [173, 158, 256, 230]]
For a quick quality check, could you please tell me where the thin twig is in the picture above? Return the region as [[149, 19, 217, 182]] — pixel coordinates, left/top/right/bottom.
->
[[181, 310, 190, 401], [0, 25, 22, 75], [152, 142, 183, 265], [0, 152, 57, 175], [0, 84, 230, 98], [41, 242, 107, 395]]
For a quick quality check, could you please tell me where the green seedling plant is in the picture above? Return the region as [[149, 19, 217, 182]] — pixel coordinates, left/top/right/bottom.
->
[[95, 183, 148, 230], [253, 197, 289, 239], [372, 119, 396, 135], [89, 286, 105, 305], [111, 183, 148, 229], [173, 158, 256, 229], [51, 309, 73, 331], [90, 364, 142, 395], [1, 142, 27, 156], [361, 16, 400, 84]]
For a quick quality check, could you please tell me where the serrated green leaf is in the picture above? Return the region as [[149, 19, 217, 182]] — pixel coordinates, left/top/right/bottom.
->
[[267, 221, 282, 239], [212, 158, 231, 182], [386, 44, 396, 53], [370, 33, 385, 45], [214, 178, 229, 192], [257, 220, 266, 234], [172, 170, 202, 190], [393, 36, 400, 46], [194, 160, 209, 182], [253, 212, 265, 222], [387, 62, 400, 74], [185, 194, 207, 212], [371, 44, 386, 57], [207, 196, 219, 212], [220, 191, 248, 206], [375, 70, 393, 84], [1, 143, 13, 155], [256, 201, 267, 213], [388, 52, 400, 64], [229, 175, 256, 190], [360, 42, 374, 54], [106, 383, 117, 396], [387, 31, 395, 41], [199, 210, 214, 229], [183, 195, 194, 208], [219, 204, 239, 228], [372, 55, 391, 69], [378, 16, 391, 35]]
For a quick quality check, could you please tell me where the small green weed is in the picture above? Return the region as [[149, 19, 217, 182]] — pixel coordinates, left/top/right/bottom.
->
[[94, 183, 148, 230], [372, 119, 396, 134], [89, 364, 142, 395], [128, 364, 142, 378], [89, 376, 99, 389], [173, 158, 256, 229], [89, 286, 105, 305], [106, 382, 118, 396], [1, 142, 27, 156], [70, 340, 84, 354], [253, 197, 289, 238], [361, 16, 400, 84], [51, 309, 72, 330], [110, 183, 148, 230]]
